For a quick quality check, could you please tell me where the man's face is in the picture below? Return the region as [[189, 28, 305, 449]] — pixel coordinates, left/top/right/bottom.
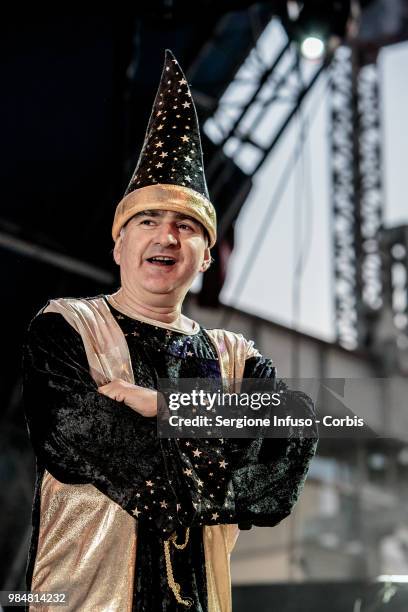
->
[[113, 209, 211, 300]]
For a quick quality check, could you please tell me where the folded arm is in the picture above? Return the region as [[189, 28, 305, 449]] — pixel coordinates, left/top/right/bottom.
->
[[22, 312, 173, 525]]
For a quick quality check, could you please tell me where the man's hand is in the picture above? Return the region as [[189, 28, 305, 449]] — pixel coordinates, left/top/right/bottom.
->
[[97, 379, 158, 417]]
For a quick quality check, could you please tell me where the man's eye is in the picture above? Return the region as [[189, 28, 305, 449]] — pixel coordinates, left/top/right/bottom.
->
[[140, 219, 155, 226], [178, 223, 193, 231]]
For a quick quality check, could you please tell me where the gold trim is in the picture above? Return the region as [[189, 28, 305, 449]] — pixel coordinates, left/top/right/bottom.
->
[[201, 328, 262, 612], [31, 469, 137, 612], [43, 297, 135, 387], [205, 328, 262, 383], [112, 183, 217, 248]]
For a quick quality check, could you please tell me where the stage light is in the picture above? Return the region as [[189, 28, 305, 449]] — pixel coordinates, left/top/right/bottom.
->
[[300, 36, 325, 60], [280, 1, 352, 59]]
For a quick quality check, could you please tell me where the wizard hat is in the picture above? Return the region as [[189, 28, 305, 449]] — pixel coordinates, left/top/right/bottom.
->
[[112, 49, 217, 247]]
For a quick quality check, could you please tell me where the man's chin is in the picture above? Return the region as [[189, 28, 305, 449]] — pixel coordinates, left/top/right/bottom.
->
[[141, 280, 180, 295], [138, 273, 196, 296]]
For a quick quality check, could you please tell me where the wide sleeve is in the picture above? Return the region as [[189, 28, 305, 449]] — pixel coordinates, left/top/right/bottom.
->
[[230, 353, 319, 530], [158, 350, 318, 534], [22, 311, 176, 529]]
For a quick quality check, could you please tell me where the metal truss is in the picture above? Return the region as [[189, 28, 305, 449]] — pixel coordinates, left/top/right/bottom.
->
[[380, 225, 408, 349], [330, 44, 384, 350], [203, 21, 329, 241]]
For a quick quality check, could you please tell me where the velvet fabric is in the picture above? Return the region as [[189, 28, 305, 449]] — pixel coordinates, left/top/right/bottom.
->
[[22, 296, 318, 611]]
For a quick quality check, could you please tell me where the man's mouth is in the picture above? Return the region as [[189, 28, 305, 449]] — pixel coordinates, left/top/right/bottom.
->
[[145, 256, 177, 267]]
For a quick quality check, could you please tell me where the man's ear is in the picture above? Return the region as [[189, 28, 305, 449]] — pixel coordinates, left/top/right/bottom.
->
[[200, 246, 212, 273], [113, 230, 124, 265]]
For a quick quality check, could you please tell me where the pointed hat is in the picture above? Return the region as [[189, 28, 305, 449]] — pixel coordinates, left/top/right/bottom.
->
[[112, 49, 217, 247]]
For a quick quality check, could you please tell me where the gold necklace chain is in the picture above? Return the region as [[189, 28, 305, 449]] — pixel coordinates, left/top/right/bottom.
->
[[163, 527, 193, 607]]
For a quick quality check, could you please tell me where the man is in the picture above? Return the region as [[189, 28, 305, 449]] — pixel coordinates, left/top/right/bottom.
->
[[22, 50, 318, 611]]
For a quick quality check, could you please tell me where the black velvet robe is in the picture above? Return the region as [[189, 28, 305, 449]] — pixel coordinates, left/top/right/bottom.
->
[[22, 297, 318, 611]]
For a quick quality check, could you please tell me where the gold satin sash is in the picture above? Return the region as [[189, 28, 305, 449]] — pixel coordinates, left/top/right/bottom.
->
[[30, 296, 260, 611], [30, 298, 138, 612], [203, 328, 261, 612]]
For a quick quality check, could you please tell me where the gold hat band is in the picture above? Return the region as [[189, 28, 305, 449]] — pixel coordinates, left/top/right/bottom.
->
[[112, 184, 217, 248]]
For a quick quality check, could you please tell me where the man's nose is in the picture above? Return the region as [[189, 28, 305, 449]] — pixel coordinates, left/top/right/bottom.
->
[[156, 223, 178, 246]]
